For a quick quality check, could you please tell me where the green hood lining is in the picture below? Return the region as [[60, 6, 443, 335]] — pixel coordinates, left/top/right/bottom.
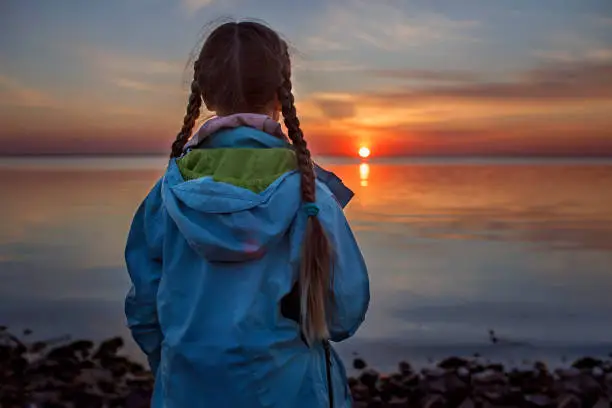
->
[[177, 148, 298, 194]]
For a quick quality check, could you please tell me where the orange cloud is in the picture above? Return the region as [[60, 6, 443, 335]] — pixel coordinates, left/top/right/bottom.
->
[[0, 74, 59, 108], [295, 59, 612, 156]]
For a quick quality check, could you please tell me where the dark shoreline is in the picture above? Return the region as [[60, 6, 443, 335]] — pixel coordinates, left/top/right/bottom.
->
[[1, 328, 611, 408]]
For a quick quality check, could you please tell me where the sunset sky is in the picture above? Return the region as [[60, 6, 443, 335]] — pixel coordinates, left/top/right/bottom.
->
[[1, 0, 611, 156]]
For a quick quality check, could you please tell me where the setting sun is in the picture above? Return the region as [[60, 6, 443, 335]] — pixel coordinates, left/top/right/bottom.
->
[[358, 147, 371, 159]]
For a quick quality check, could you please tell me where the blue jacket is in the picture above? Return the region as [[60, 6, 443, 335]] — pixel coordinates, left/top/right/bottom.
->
[[125, 127, 370, 407]]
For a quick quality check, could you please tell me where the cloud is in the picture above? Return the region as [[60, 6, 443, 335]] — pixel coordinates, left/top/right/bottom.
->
[[293, 59, 364, 73], [304, 37, 349, 52], [80, 47, 185, 76], [0, 74, 58, 108], [181, 0, 214, 12], [313, 98, 356, 120], [371, 60, 612, 102], [306, 2, 481, 52], [110, 77, 183, 95], [367, 69, 479, 83], [293, 57, 612, 157]]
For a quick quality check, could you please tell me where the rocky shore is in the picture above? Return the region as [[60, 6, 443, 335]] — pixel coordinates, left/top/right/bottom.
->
[[2, 327, 611, 407]]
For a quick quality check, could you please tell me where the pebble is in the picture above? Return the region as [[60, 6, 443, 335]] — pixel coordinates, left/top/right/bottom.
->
[[353, 358, 367, 370], [398, 360, 412, 375], [422, 394, 447, 408], [457, 367, 470, 378], [438, 356, 469, 370], [557, 394, 582, 408], [472, 369, 507, 385], [525, 394, 552, 407], [572, 357, 603, 370], [458, 397, 475, 408], [6, 326, 612, 408], [593, 397, 610, 408], [359, 369, 379, 388]]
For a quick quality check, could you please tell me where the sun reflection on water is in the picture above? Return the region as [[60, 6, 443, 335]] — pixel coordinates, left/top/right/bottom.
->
[[359, 162, 370, 187]]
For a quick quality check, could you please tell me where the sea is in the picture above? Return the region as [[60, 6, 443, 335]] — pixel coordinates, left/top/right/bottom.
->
[[1, 156, 611, 372]]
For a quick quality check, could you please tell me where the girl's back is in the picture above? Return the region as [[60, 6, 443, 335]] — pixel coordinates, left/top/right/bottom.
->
[[124, 21, 369, 408]]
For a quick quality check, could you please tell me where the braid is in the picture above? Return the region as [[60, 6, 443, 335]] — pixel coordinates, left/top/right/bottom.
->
[[278, 78, 315, 202], [279, 61, 332, 345], [170, 71, 202, 158]]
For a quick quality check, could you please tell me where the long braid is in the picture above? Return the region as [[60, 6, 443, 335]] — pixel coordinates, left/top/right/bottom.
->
[[170, 65, 202, 158], [279, 62, 332, 344]]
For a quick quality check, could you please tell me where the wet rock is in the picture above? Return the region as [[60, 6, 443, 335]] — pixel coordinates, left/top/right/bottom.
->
[[458, 397, 475, 408], [556, 394, 582, 408], [398, 360, 412, 376], [422, 394, 446, 408], [473, 369, 507, 385], [555, 368, 581, 379], [386, 397, 409, 407], [402, 373, 419, 387], [592, 366, 604, 378], [457, 367, 470, 378], [534, 361, 548, 372], [367, 396, 383, 408], [353, 358, 367, 370], [359, 369, 380, 389], [351, 383, 370, 401], [572, 357, 603, 370], [422, 367, 445, 378], [605, 373, 612, 397], [577, 374, 603, 408], [592, 397, 610, 408], [525, 394, 552, 407], [93, 337, 124, 360], [438, 356, 469, 370], [485, 363, 505, 373]]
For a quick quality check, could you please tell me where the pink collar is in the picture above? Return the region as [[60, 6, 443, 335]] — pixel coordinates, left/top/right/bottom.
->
[[184, 113, 288, 150]]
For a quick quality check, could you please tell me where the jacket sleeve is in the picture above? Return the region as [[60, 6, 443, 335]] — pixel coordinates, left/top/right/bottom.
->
[[324, 199, 370, 342], [124, 179, 165, 373]]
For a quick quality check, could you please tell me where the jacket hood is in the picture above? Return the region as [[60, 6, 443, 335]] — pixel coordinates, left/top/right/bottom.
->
[[161, 126, 353, 263], [162, 147, 302, 262]]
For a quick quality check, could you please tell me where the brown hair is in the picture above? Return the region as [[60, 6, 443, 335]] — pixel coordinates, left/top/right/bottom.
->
[[170, 21, 332, 344]]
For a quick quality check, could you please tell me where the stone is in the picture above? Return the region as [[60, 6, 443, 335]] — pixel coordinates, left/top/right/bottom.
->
[[422, 394, 446, 408], [555, 368, 580, 379], [592, 397, 610, 408], [556, 394, 582, 408], [473, 370, 507, 385], [368, 396, 384, 408], [458, 398, 475, 408], [438, 356, 470, 370], [386, 397, 409, 407], [402, 373, 419, 387], [485, 363, 505, 373], [422, 367, 446, 378], [398, 360, 412, 376], [351, 383, 370, 401], [571, 357, 602, 370], [592, 367, 604, 378], [525, 394, 552, 407], [359, 369, 380, 388], [457, 367, 470, 378], [353, 358, 367, 370]]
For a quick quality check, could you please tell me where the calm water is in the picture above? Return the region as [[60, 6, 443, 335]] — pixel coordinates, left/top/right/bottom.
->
[[1, 157, 612, 370]]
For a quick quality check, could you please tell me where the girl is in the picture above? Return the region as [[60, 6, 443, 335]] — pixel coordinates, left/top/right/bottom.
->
[[125, 21, 369, 408]]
